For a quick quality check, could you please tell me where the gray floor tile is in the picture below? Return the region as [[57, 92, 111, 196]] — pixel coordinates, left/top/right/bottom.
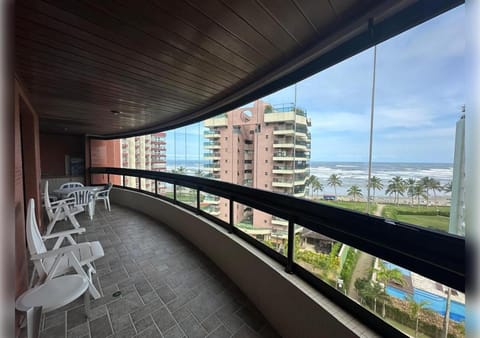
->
[[201, 314, 222, 333], [67, 322, 89, 338], [40, 323, 65, 338], [207, 325, 231, 338], [163, 324, 186, 338], [67, 305, 88, 331], [89, 315, 113, 338], [151, 306, 176, 333], [179, 315, 207, 338], [134, 325, 161, 338]]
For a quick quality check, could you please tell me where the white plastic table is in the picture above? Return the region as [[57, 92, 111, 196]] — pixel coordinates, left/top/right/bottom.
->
[[16, 275, 89, 338], [53, 186, 103, 220]]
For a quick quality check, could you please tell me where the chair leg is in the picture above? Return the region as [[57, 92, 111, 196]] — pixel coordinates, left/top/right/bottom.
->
[[66, 212, 80, 228], [84, 292, 90, 319], [107, 198, 111, 212]]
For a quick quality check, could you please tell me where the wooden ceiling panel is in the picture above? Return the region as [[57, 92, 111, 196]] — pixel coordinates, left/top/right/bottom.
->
[[15, 0, 459, 137], [255, 0, 316, 44]]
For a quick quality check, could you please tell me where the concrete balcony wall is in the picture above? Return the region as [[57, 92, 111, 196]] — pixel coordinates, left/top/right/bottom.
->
[[111, 188, 371, 338]]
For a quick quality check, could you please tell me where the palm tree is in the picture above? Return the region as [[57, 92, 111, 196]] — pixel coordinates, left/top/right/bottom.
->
[[419, 177, 442, 206], [406, 178, 417, 206], [413, 184, 426, 207], [347, 185, 363, 202], [405, 294, 430, 338], [427, 178, 443, 203], [173, 166, 186, 174], [312, 181, 324, 198], [385, 176, 405, 205], [376, 262, 405, 317], [306, 175, 320, 197], [328, 174, 342, 198], [443, 181, 452, 194], [355, 278, 385, 313], [368, 176, 383, 202]]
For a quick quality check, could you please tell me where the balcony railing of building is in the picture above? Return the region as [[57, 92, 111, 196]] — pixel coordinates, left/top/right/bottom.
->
[[203, 130, 221, 137], [203, 141, 221, 147], [265, 104, 308, 117], [90, 167, 464, 337]]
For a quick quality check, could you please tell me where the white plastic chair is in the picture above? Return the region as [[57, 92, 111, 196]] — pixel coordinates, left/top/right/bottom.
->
[[59, 182, 84, 189], [44, 181, 84, 235], [26, 198, 104, 299], [95, 183, 113, 212]]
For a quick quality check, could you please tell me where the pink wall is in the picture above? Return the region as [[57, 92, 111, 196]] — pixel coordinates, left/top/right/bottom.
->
[[40, 133, 84, 177]]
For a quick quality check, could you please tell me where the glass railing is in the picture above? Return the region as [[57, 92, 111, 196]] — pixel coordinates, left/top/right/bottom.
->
[[90, 167, 465, 338]]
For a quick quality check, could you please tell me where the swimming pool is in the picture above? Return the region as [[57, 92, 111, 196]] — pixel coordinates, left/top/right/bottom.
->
[[386, 286, 465, 322]]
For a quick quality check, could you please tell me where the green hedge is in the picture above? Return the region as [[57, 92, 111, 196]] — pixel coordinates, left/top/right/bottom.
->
[[383, 303, 455, 338], [340, 247, 359, 291], [383, 205, 450, 219]]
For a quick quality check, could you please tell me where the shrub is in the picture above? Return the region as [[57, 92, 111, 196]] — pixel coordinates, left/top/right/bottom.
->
[[340, 247, 359, 291]]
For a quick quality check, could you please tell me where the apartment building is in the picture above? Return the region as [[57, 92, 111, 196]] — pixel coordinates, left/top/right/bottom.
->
[[203, 100, 311, 244], [121, 132, 166, 191]]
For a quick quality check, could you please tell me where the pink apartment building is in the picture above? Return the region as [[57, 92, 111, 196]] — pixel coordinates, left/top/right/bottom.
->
[[203, 100, 311, 245], [121, 132, 166, 192]]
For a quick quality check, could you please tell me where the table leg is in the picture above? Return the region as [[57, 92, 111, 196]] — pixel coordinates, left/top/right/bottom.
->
[[26, 307, 41, 338], [88, 200, 95, 220]]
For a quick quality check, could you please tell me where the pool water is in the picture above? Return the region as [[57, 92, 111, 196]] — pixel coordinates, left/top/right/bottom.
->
[[386, 286, 465, 322]]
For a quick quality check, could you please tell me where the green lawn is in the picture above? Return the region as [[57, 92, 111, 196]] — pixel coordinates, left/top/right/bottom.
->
[[396, 214, 450, 232], [382, 205, 450, 232], [317, 200, 377, 214]]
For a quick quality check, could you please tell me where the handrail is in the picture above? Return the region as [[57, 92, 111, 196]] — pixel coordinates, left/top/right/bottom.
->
[[90, 167, 464, 293]]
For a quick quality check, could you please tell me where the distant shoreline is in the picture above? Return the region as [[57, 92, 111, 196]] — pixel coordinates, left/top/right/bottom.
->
[[315, 195, 451, 207]]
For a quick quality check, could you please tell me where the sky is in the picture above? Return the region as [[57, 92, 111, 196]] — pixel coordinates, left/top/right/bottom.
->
[[165, 5, 465, 164]]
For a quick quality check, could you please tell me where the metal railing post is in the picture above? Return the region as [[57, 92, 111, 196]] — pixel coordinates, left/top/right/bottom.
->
[[155, 180, 158, 195], [173, 183, 177, 202], [107, 173, 110, 184], [122, 175, 125, 187], [229, 199, 234, 233], [285, 219, 295, 274], [138, 177, 142, 192], [196, 189, 201, 214]]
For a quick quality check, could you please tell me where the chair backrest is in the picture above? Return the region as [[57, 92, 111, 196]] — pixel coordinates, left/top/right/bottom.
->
[[96, 183, 113, 198], [68, 188, 92, 207], [60, 182, 84, 189], [26, 198, 47, 256], [43, 181, 54, 221]]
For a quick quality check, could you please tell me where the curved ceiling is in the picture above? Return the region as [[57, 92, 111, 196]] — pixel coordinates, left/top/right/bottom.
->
[[15, 0, 462, 138]]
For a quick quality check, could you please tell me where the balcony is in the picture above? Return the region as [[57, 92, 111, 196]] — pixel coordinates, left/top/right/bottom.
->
[[204, 116, 228, 127], [204, 141, 221, 150], [204, 130, 221, 138], [14, 2, 468, 337], [264, 111, 308, 125], [204, 152, 221, 160]]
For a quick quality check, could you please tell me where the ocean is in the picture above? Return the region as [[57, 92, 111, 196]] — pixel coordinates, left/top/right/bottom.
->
[[166, 160, 453, 197], [309, 162, 453, 197]]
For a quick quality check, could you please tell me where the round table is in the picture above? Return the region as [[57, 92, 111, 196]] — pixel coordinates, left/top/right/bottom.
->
[[16, 275, 89, 338]]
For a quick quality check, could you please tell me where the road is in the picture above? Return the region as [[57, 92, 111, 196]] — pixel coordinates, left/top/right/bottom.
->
[[346, 203, 385, 299]]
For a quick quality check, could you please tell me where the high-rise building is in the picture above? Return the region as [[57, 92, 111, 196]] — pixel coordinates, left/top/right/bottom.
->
[[121, 132, 166, 191], [203, 100, 311, 245]]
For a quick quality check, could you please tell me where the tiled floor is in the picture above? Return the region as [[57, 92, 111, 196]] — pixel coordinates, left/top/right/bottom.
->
[[35, 204, 280, 338]]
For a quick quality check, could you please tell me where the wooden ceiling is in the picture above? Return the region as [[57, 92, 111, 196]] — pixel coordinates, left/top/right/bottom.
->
[[15, 0, 461, 138]]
